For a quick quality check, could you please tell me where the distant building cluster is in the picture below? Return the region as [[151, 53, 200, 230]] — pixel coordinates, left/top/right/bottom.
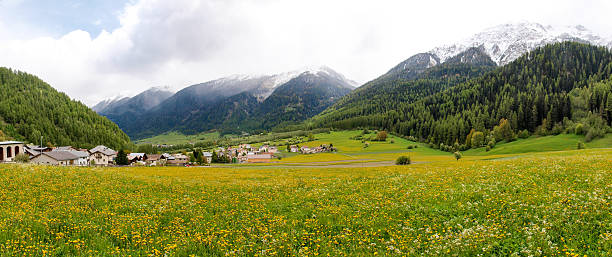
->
[[127, 153, 190, 166], [217, 144, 278, 163], [293, 144, 336, 154]]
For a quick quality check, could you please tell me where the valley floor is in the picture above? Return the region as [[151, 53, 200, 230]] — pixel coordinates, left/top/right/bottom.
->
[[0, 148, 610, 256]]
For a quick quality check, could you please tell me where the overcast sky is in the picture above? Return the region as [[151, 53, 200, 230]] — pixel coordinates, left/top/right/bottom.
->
[[1, 0, 611, 105]]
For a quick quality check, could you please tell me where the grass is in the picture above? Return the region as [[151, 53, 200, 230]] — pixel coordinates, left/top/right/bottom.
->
[[0, 149, 610, 256], [464, 133, 612, 156], [135, 131, 220, 145]]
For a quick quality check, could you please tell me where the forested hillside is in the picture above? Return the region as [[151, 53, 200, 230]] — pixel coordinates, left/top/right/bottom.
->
[[0, 68, 131, 149], [312, 42, 612, 149]]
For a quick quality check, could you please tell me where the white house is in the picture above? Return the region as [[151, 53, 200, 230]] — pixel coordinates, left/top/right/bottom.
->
[[0, 141, 25, 162], [31, 151, 81, 166], [202, 152, 213, 164], [88, 145, 116, 166]]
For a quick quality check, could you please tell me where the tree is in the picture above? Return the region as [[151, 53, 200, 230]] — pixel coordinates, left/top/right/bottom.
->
[[196, 154, 204, 165], [211, 151, 219, 163], [14, 153, 30, 163], [453, 151, 462, 161], [116, 149, 129, 165], [375, 131, 388, 141], [395, 156, 411, 165], [471, 131, 485, 148]]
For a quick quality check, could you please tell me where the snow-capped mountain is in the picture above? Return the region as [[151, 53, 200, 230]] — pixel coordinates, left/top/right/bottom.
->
[[93, 87, 174, 115], [97, 66, 356, 138], [429, 22, 612, 66], [91, 95, 129, 113], [190, 66, 357, 101]]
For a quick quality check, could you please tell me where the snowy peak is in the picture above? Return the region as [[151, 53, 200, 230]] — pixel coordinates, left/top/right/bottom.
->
[[199, 66, 356, 101], [429, 22, 612, 66], [91, 95, 128, 112]]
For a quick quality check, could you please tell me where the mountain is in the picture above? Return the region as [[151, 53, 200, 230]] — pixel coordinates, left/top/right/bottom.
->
[[311, 23, 612, 134], [385, 23, 611, 81], [0, 68, 131, 149], [313, 42, 612, 149], [430, 22, 611, 66], [94, 87, 174, 115], [101, 66, 356, 138]]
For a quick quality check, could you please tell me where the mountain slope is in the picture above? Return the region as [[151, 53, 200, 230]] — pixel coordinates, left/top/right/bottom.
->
[[314, 42, 612, 148], [105, 67, 355, 138], [0, 68, 131, 149]]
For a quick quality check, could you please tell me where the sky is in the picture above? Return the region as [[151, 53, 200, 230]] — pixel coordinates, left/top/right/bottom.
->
[[0, 0, 611, 106]]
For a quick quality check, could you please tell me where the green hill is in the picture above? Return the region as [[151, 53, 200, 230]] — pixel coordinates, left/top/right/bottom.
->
[[0, 68, 131, 149]]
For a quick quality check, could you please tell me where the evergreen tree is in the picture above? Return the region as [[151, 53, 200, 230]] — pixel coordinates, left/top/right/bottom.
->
[[116, 150, 129, 165]]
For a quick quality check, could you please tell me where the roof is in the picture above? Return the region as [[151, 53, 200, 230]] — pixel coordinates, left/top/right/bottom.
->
[[89, 145, 116, 156], [66, 151, 89, 158], [0, 141, 23, 145], [24, 147, 41, 156], [248, 153, 273, 159], [55, 146, 76, 151], [148, 154, 161, 161], [40, 151, 80, 161], [128, 153, 146, 158], [202, 152, 213, 157]]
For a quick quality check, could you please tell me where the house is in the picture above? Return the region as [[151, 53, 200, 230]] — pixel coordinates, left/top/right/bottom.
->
[[31, 151, 82, 166], [0, 141, 25, 162], [247, 153, 273, 163], [300, 146, 311, 154], [202, 152, 213, 164], [88, 145, 116, 166], [128, 153, 148, 164], [167, 154, 189, 166], [147, 154, 162, 166], [67, 150, 90, 166], [290, 145, 299, 153], [259, 145, 269, 153], [24, 145, 51, 157], [268, 146, 278, 154]]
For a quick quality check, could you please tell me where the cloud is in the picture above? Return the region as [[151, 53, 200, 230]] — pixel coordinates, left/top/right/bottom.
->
[[0, 0, 611, 105]]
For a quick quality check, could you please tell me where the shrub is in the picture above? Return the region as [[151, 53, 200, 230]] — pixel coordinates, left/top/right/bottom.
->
[[395, 156, 411, 165], [453, 151, 462, 161], [390, 140, 395, 144], [518, 129, 530, 139], [375, 131, 388, 141], [577, 142, 585, 149], [14, 153, 30, 163], [486, 146, 491, 152], [487, 139, 496, 149]]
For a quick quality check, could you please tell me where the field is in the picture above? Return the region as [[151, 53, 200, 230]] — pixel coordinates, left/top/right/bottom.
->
[[0, 149, 610, 256], [464, 133, 612, 156]]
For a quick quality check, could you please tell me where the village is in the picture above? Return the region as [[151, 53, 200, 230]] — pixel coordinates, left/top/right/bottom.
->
[[0, 140, 336, 166]]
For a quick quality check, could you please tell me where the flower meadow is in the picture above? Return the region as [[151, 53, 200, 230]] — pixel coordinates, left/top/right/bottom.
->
[[0, 150, 610, 256]]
